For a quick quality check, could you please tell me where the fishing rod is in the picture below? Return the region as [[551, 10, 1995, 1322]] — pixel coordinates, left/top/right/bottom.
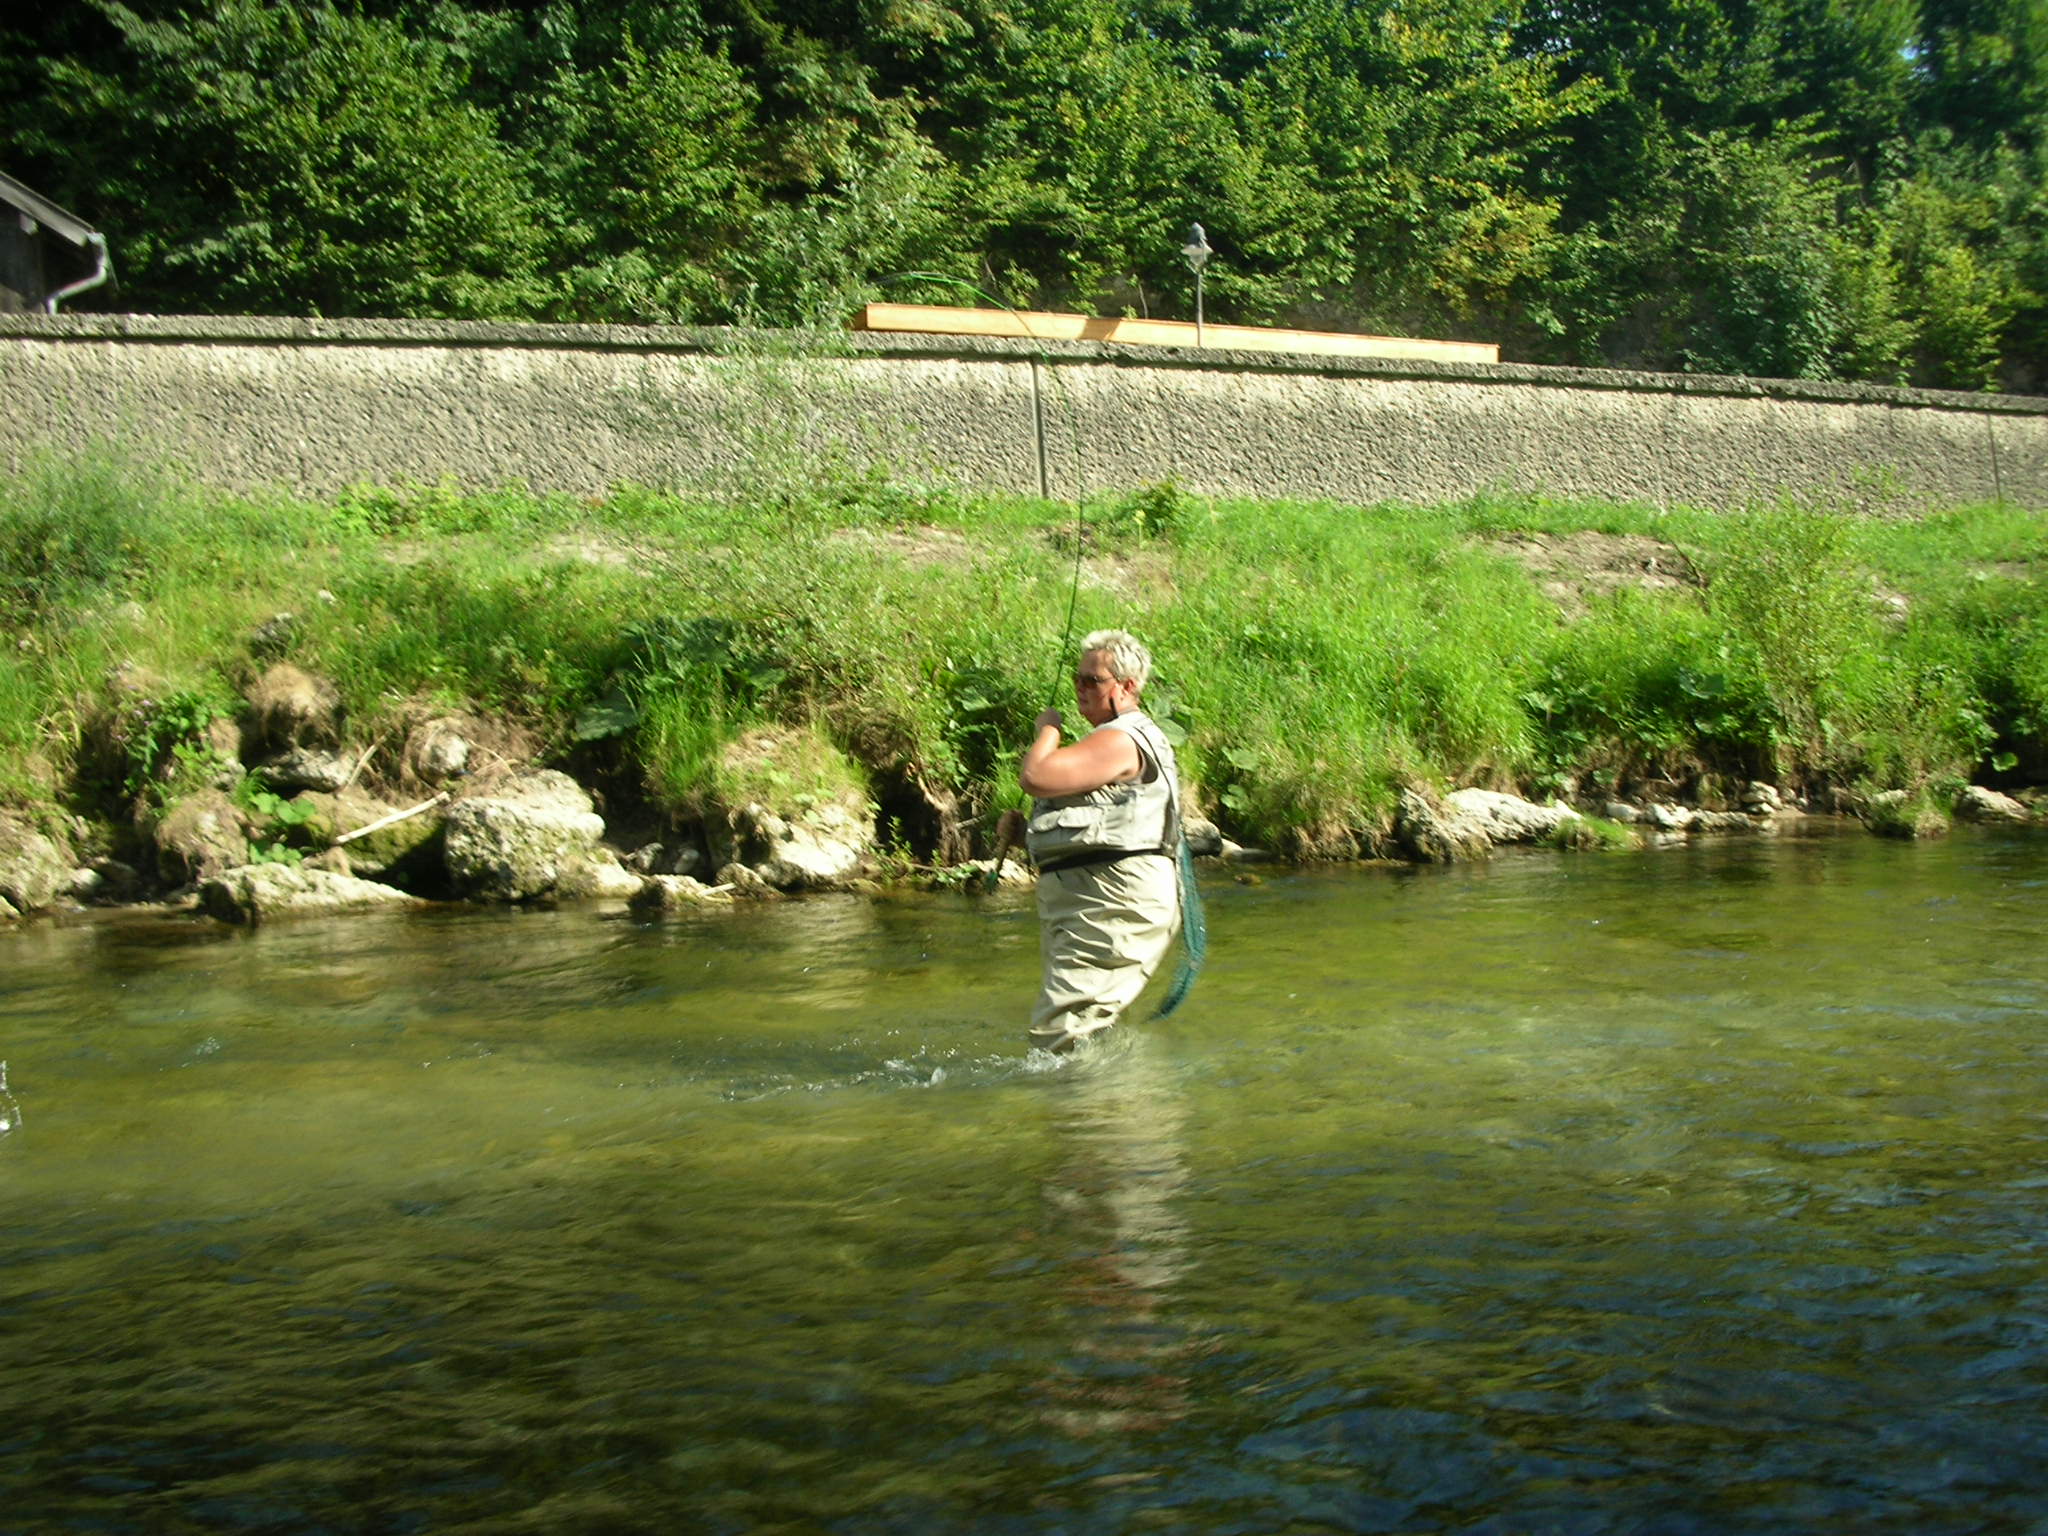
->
[[874, 271, 1088, 702], [867, 272, 1208, 1017], [870, 273, 1085, 879]]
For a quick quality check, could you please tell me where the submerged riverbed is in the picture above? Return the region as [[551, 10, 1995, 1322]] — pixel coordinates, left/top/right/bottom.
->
[[5, 825, 2047, 1533]]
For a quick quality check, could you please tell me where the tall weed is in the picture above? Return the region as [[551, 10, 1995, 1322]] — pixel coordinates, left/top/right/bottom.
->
[[1703, 499, 1887, 776], [0, 449, 181, 620], [0, 651, 50, 799], [1139, 503, 1541, 850], [1528, 591, 1776, 786]]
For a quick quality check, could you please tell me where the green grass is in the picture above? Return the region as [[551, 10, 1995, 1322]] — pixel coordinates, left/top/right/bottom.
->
[[3, 446, 2044, 861]]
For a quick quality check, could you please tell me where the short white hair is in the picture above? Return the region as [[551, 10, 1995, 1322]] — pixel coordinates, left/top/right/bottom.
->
[[1082, 629, 1152, 689]]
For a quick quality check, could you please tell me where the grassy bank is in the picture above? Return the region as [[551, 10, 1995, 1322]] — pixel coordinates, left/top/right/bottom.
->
[[5, 446, 2047, 866]]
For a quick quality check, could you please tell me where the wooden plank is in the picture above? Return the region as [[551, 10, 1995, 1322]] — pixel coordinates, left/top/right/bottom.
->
[[853, 302, 1499, 365]]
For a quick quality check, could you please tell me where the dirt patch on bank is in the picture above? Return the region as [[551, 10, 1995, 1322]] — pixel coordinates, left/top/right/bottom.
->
[[1483, 530, 1704, 618], [826, 524, 978, 566]]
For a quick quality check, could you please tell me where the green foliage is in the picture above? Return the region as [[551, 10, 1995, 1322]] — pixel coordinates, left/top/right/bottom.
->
[[1242, 0, 1579, 328], [1864, 786, 1953, 839], [542, 36, 765, 323], [1557, 813, 1639, 850], [6, 0, 2046, 383], [232, 778, 314, 865], [0, 651, 51, 800], [1702, 500, 1894, 778], [707, 719, 872, 816], [590, 615, 788, 806], [26, 0, 549, 318], [1148, 499, 1560, 852], [234, 781, 316, 829], [1866, 508, 2048, 779], [738, 116, 969, 326], [1880, 144, 2039, 391], [119, 686, 233, 802], [309, 555, 634, 724], [1670, 127, 1860, 379], [1096, 481, 1206, 543], [1526, 591, 1772, 780], [1517, 0, 2047, 386], [329, 481, 563, 538], [1915, 0, 2048, 153]]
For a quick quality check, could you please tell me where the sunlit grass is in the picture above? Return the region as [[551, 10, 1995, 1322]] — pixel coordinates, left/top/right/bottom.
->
[[2, 446, 2043, 858]]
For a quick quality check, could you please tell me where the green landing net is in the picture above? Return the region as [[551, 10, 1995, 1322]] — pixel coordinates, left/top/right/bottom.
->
[[1154, 840, 1207, 1018]]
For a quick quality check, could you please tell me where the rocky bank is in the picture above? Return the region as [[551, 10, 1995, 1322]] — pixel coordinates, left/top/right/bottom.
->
[[2, 651, 2044, 927]]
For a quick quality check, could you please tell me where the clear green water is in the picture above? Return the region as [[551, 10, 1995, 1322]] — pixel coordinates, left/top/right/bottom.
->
[[5, 826, 2048, 1534]]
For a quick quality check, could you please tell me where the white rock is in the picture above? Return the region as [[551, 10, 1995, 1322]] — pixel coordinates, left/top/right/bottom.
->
[[1396, 787, 1491, 862], [1694, 810, 1758, 832], [553, 852, 646, 901], [261, 747, 357, 793], [715, 861, 779, 899], [631, 874, 736, 909], [1444, 788, 1584, 844], [735, 800, 872, 890], [1955, 785, 2028, 822], [200, 864, 423, 924], [442, 771, 606, 900], [1742, 781, 1783, 814], [0, 814, 72, 913]]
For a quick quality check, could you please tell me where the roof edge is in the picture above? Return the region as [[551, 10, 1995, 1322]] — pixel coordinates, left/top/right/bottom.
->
[[0, 171, 100, 248]]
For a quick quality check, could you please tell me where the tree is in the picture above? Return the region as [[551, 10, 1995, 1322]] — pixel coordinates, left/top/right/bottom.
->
[[1245, 0, 1581, 334], [21, 0, 547, 318], [539, 37, 764, 322], [1915, 0, 2048, 150], [1881, 140, 2039, 390]]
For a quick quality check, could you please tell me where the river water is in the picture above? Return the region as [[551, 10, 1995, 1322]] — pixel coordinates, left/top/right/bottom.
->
[[4, 825, 2047, 1534]]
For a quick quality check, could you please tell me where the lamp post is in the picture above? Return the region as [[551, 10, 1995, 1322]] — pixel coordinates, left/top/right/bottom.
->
[[1181, 222, 1212, 346]]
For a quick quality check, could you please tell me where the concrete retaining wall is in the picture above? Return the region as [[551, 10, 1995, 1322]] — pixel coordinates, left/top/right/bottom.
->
[[3, 313, 2044, 511]]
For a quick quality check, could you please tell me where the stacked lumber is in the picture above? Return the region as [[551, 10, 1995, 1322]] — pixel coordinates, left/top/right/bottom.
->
[[852, 302, 1498, 365]]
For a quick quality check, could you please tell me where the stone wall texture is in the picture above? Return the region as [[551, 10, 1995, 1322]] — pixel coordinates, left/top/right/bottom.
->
[[3, 313, 2044, 511]]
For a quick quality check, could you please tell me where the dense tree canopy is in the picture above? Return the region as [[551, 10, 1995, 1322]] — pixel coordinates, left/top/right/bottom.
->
[[5, 0, 2043, 389]]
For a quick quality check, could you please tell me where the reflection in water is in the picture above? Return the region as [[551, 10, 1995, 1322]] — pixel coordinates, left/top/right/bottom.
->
[[1031, 1035, 1198, 1441]]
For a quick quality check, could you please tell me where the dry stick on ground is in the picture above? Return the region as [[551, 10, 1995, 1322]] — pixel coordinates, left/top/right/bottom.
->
[[338, 744, 376, 794], [335, 791, 451, 846]]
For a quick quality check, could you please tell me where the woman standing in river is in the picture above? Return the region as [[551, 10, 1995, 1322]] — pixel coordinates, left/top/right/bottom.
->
[[1017, 629, 1184, 1053]]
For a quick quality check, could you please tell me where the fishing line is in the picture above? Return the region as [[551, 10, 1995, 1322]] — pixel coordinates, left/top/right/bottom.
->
[[867, 274, 1205, 1017], [874, 270, 1089, 702]]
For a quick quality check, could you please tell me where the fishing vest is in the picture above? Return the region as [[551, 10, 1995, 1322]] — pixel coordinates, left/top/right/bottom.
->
[[1027, 710, 1181, 871]]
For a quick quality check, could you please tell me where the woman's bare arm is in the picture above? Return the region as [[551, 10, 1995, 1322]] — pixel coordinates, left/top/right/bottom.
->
[[1019, 711, 1142, 797]]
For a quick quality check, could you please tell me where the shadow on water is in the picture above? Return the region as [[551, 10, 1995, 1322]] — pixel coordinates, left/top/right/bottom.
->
[[3, 828, 2048, 1531]]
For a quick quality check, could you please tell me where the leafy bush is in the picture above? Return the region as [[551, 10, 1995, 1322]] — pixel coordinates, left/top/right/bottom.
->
[[1527, 590, 1773, 783], [1704, 499, 1887, 775]]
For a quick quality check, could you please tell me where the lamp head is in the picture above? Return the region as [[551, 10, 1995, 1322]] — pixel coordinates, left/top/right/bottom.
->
[[1181, 222, 1212, 274]]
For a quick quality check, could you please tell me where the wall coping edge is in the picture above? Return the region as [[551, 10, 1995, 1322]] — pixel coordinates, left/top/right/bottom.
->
[[4, 311, 2044, 418]]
